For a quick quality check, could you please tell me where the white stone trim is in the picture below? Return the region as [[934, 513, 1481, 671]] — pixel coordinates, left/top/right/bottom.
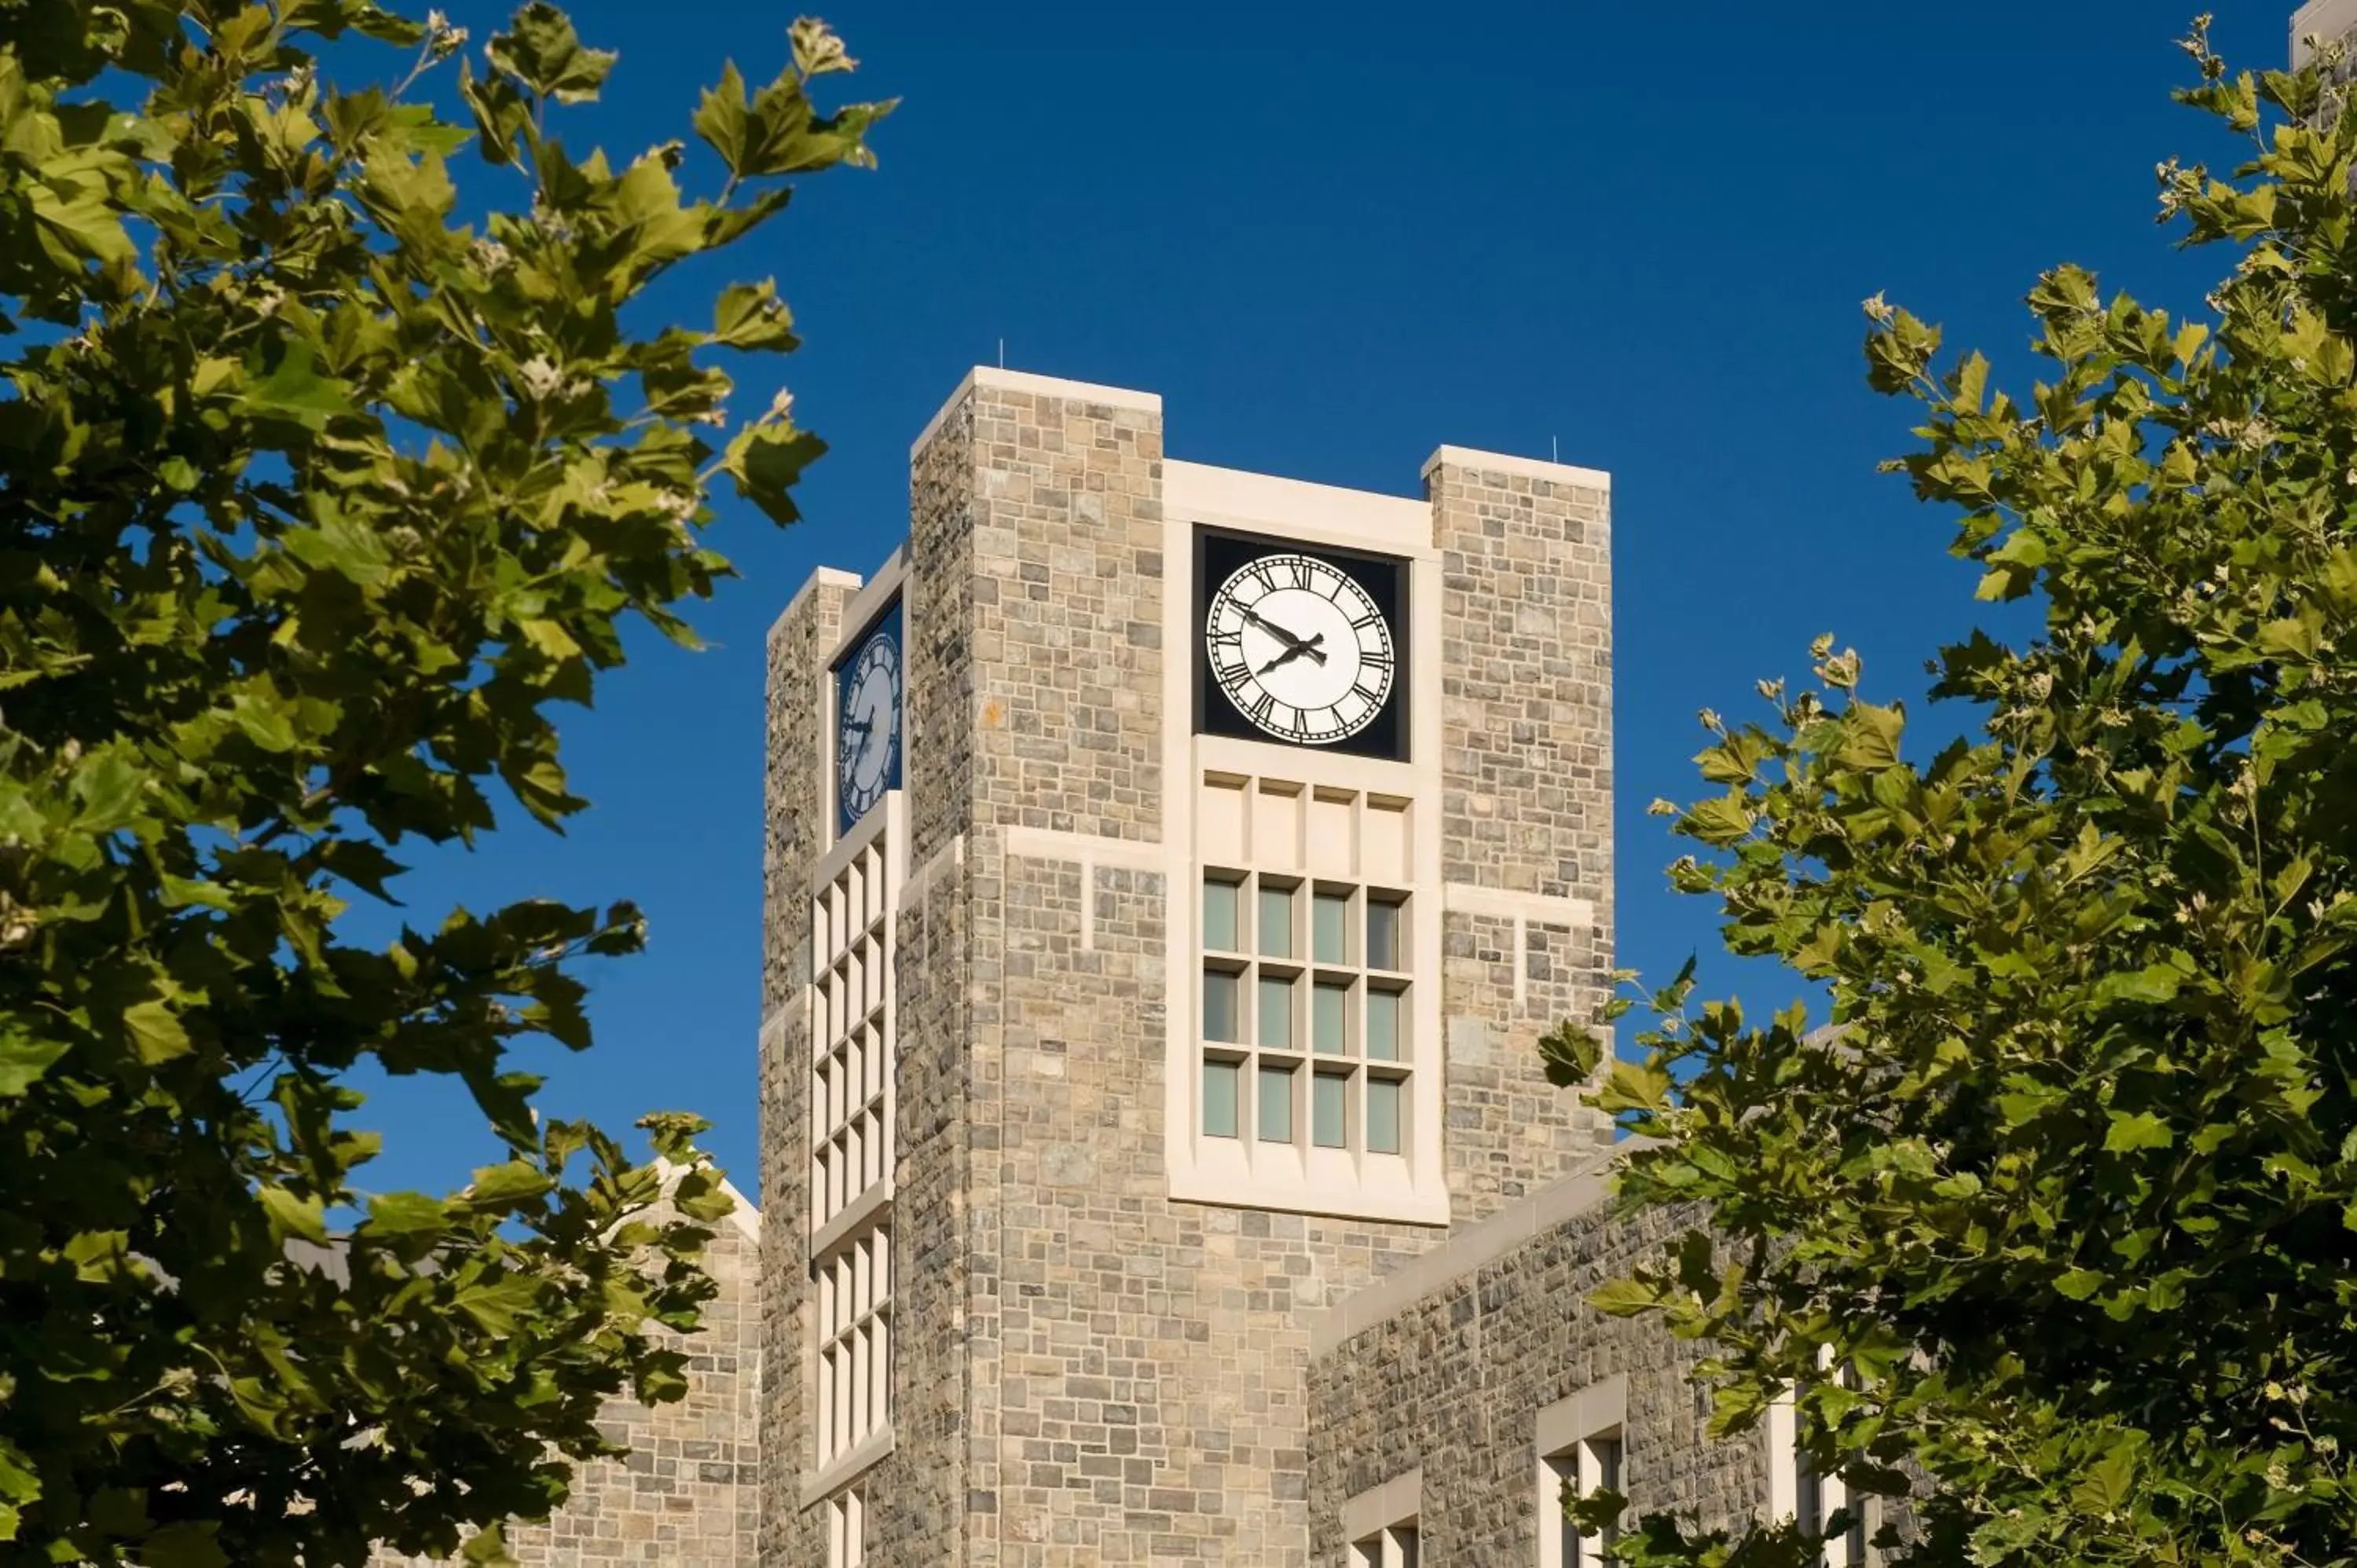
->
[[2295, 0, 2357, 64], [831, 545, 909, 667], [910, 365, 1161, 456], [1160, 475, 1451, 1228], [1537, 1374, 1628, 1459], [1167, 460, 1433, 555], [799, 1426, 895, 1510], [809, 1176, 889, 1262], [1420, 443, 1611, 494], [1342, 1467, 1422, 1544], [1003, 826, 1164, 952], [772, 565, 863, 643], [1442, 882, 1597, 1007], [1308, 1145, 1628, 1355]]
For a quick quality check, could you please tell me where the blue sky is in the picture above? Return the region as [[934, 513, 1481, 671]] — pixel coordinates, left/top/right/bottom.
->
[[346, 1, 2290, 1203]]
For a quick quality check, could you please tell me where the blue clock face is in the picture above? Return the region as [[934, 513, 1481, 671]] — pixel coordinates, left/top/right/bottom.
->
[[835, 606, 903, 832]]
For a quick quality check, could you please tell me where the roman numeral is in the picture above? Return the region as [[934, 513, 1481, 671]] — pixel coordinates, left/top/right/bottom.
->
[[1358, 649, 1393, 671], [1248, 560, 1277, 592], [1249, 691, 1275, 726], [1351, 610, 1383, 630]]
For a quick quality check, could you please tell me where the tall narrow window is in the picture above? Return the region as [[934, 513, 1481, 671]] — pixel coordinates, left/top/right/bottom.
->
[[811, 823, 896, 1482], [1539, 1382, 1629, 1568]]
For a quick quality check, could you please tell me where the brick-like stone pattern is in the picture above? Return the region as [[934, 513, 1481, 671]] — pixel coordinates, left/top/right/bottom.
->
[[1430, 459, 1619, 1219], [368, 1212, 761, 1567], [755, 573, 851, 1568], [743, 379, 1618, 1568], [1310, 1191, 1765, 1565]]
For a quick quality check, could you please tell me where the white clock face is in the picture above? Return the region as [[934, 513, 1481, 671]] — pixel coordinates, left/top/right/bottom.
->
[[837, 633, 900, 821], [1204, 552, 1394, 744]]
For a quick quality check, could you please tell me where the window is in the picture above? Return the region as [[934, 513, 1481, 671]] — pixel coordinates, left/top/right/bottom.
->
[[1769, 1367, 1874, 1568], [1196, 870, 1413, 1159], [1344, 1470, 1422, 1568], [811, 836, 893, 1233], [1539, 1376, 1629, 1568], [815, 1225, 890, 1467], [1541, 1431, 1622, 1568], [809, 815, 898, 1482], [827, 1486, 865, 1568]]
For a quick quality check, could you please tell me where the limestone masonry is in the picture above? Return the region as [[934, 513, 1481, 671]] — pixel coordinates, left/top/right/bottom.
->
[[382, 368, 1827, 1566]]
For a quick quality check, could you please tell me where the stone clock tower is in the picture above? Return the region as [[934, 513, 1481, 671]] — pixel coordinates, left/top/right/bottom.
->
[[758, 368, 1619, 1567]]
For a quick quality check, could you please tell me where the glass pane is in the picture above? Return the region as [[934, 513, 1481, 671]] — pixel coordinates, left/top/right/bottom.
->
[[1258, 884, 1295, 958], [1314, 983, 1348, 1054], [1204, 970, 1241, 1042], [1366, 988, 1400, 1061], [1313, 1071, 1349, 1149], [1367, 899, 1402, 970], [1367, 1076, 1402, 1154], [1202, 1058, 1239, 1138], [1257, 1064, 1294, 1143], [1395, 1526, 1419, 1568], [1203, 878, 1240, 951], [1313, 892, 1349, 965], [1258, 976, 1294, 1050]]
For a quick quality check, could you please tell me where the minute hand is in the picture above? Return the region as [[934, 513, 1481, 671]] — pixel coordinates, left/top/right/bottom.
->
[[1240, 605, 1329, 665]]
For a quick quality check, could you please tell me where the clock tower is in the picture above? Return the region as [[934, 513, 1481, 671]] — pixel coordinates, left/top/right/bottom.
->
[[758, 368, 1619, 1566]]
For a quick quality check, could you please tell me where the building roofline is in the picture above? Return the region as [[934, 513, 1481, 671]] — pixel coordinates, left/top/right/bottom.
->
[[1307, 1139, 1648, 1358]]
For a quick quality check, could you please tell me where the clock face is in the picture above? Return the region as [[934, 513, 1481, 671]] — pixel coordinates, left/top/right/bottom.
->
[[1196, 535, 1406, 757], [834, 606, 903, 832]]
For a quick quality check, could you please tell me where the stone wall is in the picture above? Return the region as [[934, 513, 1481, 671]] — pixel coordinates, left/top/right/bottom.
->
[[1308, 1160, 1764, 1566], [756, 570, 852, 1568], [1428, 454, 1618, 1216], [369, 1198, 762, 1568]]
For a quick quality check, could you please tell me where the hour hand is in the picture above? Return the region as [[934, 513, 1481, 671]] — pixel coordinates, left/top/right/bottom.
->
[[1259, 633, 1325, 675], [1240, 605, 1328, 665]]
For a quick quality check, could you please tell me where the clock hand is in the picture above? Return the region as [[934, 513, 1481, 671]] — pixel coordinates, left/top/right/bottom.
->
[[1258, 632, 1326, 675], [1238, 605, 1329, 665]]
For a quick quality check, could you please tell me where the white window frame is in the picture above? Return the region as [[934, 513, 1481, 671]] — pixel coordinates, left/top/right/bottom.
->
[[1766, 1361, 1874, 1568], [803, 792, 905, 1500], [1343, 1467, 1422, 1568], [1538, 1374, 1627, 1568]]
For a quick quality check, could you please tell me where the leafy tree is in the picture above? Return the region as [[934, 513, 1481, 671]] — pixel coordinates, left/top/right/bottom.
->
[[0, 2, 885, 1563], [1545, 20, 2357, 1568]]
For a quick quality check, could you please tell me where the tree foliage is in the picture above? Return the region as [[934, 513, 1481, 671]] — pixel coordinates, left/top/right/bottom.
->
[[0, 2, 885, 1563], [1545, 21, 2357, 1568]]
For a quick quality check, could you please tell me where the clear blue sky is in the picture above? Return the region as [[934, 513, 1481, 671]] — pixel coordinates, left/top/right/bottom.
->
[[346, 2, 2291, 1203]]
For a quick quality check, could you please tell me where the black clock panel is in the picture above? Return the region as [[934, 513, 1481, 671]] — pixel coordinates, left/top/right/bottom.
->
[[1193, 529, 1409, 762]]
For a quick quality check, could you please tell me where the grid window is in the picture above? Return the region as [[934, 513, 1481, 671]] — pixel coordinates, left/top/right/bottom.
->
[[1197, 870, 1414, 1163], [1204, 970, 1242, 1042], [815, 1225, 890, 1468], [1204, 1059, 1241, 1138], [1258, 1062, 1296, 1144], [1258, 883, 1296, 958], [1541, 1431, 1622, 1568], [1204, 877, 1241, 952], [1351, 1526, 1419, 1568], [811, 839, 892, 1233], [1312, 891, 1350, 964]]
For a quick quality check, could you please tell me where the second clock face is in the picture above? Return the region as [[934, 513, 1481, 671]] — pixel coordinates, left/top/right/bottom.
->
[[1204, 550, 1398, 746]]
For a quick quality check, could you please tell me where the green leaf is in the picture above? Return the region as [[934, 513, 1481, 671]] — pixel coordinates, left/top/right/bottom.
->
[[121, 1000, 192, 1065], [724, 423, 827, 526], [0, 1028, 71, 1097], [1837, 700, 1904, 770], [464, 1158, 555, 1211], [2103, 1111, 2174, 1153], [258, 1185, 329, 1246], [362, 1191, 451, 1238], [486, 3, 617, 103], [1588, 1277, 1663, 1317], [2055, 1267, 2106, 1300]]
